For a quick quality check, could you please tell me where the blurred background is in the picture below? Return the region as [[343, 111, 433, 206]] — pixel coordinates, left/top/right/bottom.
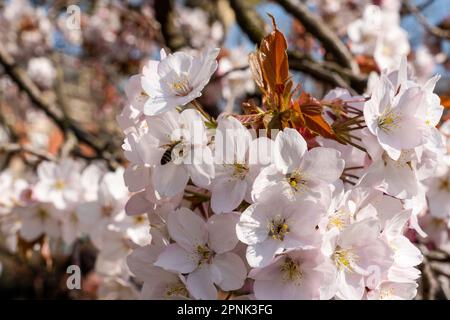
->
[[0, 0, 449, 299]]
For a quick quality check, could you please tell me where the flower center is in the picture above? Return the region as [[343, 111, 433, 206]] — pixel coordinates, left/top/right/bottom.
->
[[333, 247, 358, 272], [439, 178, 450, 192], [382, 151, 413, 170], [378, 108, 401, 132], [54, 180, 65, 190], [379, 288, 394, 300], [269, 216, 290, 241], [232, 163, 249, 180], [38, 208, 48, 221], [286, 171, 307, 192], [133, 215, 146, 225], [165, 280, 189, 298], [280, 256, 302, 283], [171, 75, 192, 97], [101, 205, 113, 217], [431, 218, 447, 228], [328, 208, 351, 230], [70, 211, 78, 224], [196, 245, 213, 265]]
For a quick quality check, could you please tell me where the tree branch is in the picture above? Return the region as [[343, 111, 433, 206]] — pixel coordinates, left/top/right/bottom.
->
[[227, 0, 367, 93], [153, 0, 187, 51], [276, 0, 359, 73], [0, 143, 56, 161], [0, 43, 120, 169], [403, 0, 450, 40]]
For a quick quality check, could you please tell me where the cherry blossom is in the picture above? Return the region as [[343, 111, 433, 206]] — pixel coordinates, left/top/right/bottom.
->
[[155, 208, 246, 299], [237, 189, 323, 268], [250, 249, 334, 300], [364, 76, 428, 161], [2, 1, 449, 300], [126, 109, 214, 198], [210, 115, 273, 213], [252, 128, 344, 204], [33, 158, 82, 210], [141, 47, 220, 116]]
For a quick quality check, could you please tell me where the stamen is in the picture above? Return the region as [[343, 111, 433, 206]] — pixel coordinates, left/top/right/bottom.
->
[[439, 178, 450, 192], [286, 171, 307, 192], [328, 208, 351, 230], [38, 208, 48, 220], [269, 216, 290, 241], [378, 108, 401, 132], [170, 75, 192, 97], [196, 245, 213, 265], [379, 288, 394, 300], [133, 215, 146, 225], [70, 212, 78, 224], [165, 280, 189, 298], [231, 163, 249, 180], [54, 180, 65, 190], [333, 247, 358, 272], [280, 256, 302, 283], [101, 205, 113, 217]]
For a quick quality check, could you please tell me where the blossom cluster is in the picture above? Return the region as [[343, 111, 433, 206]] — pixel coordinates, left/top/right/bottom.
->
[[0, 0, 449, 301], [117, 36, 447, 299], [0, 159, 149, 299]]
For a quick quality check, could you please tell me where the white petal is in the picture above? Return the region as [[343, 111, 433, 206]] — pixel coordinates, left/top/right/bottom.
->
[[125, 191, 154, 216], [154, 243, 198, 274], [274, 128, 306, 174], [338, 218, 380, 249], [246, 239, 281, 268], [124, 165, 150, 192], [300, 147, 345, 183], [146, 109, 181, 142], [20, 217, 44, 241], [167, 207, 208, 251], [391, 236, 422, 268], [185, 147, 214, 188], [187, 265, 217, 300], [215, 115, 252, 164], [127, 245, 164, 281], [189, 47, 220, 90], [207, 213, 239, 253], [179, 109, 208, 145], [143, 96, 178, 116], [211, 178, 246, 214], [251, 165, 283, 202], [212, 252, 247, 291], [236, 204, 268, 245], [75, 202, 101, 227], [152, 163, 189, 198], [335, 271, 365, 300], [248, 137, 274, 167]]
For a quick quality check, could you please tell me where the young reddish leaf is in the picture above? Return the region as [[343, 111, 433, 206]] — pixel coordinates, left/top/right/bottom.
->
[[259, 14, 289, 95], [292, 92, 336, 139], [248, 51, 265, 93], [233, 113, 265, 125], [441, 95, 450, 109]]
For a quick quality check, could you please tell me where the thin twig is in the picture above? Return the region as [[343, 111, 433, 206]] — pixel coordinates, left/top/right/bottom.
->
[[0, 143, 56, 161], [191, 100, 217, 126], [0, 43, 120, 169], [212, 65, 249, 82], [276, 0, 359, 73], [404, 0, 450, 40], [227, 0, 367, 93]]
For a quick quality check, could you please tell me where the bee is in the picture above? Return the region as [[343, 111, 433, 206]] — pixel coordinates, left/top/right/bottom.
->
[[160, 141, 181, 165], [160, 147, 173, 165]]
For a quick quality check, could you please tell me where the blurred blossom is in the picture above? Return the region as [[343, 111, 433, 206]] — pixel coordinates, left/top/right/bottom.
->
[[0, 0, 449, 301], [27, 57, 56, 89]]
